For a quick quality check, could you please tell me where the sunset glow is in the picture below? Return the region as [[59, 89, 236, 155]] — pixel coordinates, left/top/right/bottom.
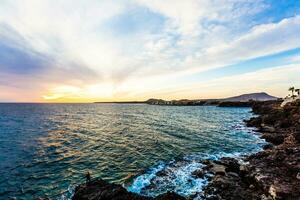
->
[[1, 0, 300, 102]]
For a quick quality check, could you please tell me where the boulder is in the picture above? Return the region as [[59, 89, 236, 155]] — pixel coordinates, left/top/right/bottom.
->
[[211, 164, 226, 176], [215, 157, 240, 173], [192, 169, 205, 179], [261, 124, 276, 133]]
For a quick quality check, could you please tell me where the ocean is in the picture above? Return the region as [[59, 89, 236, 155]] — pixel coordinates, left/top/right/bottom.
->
[[0, 103, 265, 199]]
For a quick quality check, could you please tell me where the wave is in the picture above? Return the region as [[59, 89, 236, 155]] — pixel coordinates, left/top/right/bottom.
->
[[126, 150, 263, 198], [58, 148, 264, 200], [57, 185, 74, 200]]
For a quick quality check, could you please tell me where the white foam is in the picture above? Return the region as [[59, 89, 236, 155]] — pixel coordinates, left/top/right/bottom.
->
[[57, 185, 74, 200], [127, 162, 166, 194], [126, 148, 266, 198], [127, 159, 209, 197]]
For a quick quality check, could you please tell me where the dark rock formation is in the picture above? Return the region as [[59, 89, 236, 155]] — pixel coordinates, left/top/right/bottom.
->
[[72, 179, 185, 200], [192, 169, 205, 179], [200, 158, 265, 200], [202, 99, 300, 199], [218, 101, 253, 107]]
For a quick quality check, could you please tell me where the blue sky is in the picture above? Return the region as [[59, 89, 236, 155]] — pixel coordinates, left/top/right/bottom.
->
[[0, 0, 300, 102]]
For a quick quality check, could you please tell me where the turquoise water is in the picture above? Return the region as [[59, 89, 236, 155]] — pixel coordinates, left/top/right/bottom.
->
[[0, 104, 264, 199]]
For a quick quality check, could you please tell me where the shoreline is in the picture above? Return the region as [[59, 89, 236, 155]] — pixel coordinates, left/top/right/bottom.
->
[[201, 100, 300, 199], [72, 100, 299, 200]]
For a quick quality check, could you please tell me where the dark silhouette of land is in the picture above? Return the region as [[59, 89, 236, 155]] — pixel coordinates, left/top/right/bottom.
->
[[94, 92, 279, 107], [94, 101, 145, 104]]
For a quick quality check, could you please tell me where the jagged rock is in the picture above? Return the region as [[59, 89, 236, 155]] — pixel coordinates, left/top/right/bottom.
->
[[215, 157, 240, 173], [261, 124, 276, 133], [201, 159, 212, 165], [192, 169, 205, 179], [239, 164, 248, 172], [202, 100, 300, 200], [218, 101, 253, 107], [155, 192, 186, 200], [227, 172, 239, 178], [72, 179, 185, 200], [211, 164, 226, 176], [261, 133, 285, 145], [156, 170, 168, 177], [263, 144, 273, 150], [245, 117, 262, 127]]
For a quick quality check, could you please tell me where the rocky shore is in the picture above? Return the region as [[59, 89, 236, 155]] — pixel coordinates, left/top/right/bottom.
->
[[72, 179, 185, 200], [201, 99, 300, 199], [72, 100, 300, 200]]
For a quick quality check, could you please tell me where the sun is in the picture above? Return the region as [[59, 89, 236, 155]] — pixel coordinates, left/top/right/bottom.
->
[[42, 83, 117, 102]]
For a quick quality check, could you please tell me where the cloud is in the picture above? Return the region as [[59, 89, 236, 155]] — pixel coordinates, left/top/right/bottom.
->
[[0, 0, 272, 80], [135, 0, 266, 36], [0, 40, 50, 74], [131, 64, 300, 100], [115, 2, 300, 80], [0, 0, 299, 101], [205, 15, 300, 66], [0, 25, 100, 88]]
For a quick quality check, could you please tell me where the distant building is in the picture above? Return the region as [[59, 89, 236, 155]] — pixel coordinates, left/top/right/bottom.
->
[[281, 95, 300, 107]]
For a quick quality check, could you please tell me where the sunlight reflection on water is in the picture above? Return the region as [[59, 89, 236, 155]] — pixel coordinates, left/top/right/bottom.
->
[[0, 104, 265, 199]]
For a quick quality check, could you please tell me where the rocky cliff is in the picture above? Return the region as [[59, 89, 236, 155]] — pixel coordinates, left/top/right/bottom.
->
[[201, 99, 300, 199]]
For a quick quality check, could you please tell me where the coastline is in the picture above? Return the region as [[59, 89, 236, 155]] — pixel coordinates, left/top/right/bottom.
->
[[197, 100, 300, 199], [93, 92, 278, 107], [72, 100, 300, 200]]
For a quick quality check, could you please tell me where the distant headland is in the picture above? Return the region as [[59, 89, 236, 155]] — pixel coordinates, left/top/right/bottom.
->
[[94, 92, 279, 107]]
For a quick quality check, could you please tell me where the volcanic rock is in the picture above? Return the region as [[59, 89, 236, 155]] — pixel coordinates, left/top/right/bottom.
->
[[72, 179, 185, 200]]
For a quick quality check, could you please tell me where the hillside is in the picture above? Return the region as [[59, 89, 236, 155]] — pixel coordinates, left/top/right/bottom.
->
[[145, 92, 279, 106], [222, 92, 278, 102]]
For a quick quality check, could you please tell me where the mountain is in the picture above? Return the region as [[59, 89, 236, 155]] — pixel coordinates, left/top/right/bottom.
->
[[145, 92, 279, 106], [95, 92, 279, 106], [222, 92, 278, 102]]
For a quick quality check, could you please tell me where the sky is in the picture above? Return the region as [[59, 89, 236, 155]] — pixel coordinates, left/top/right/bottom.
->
[[0, 0, 300, 102]]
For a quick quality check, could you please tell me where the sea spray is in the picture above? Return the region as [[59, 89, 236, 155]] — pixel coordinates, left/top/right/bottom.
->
[[126, 149, 265, 198]]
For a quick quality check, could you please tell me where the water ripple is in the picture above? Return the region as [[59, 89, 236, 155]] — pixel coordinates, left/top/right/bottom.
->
[[0, 104, 265, 199]]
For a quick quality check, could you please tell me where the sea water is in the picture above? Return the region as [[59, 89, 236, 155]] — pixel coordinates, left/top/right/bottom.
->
[[0, 104, 265, 199]]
